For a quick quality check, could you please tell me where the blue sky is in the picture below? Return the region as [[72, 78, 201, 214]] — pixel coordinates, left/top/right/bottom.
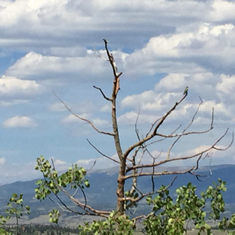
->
[[0, 0, 235, 184]]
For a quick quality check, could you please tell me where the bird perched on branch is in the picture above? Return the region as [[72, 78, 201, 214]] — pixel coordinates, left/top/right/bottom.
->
[[183, 86, 188, 96]]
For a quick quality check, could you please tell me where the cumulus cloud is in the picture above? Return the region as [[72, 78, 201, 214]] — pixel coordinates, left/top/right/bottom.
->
[[120, 68, 235, 126], [5, 50, 129, 84], [125, 23, 235, 76], [210, 0, 235, 22], [0, 0, 209, 50], [5, 52, 109, 81], [121, 90, 156, 109], [155, 74, 186, 91], [3, 116, 37, 128], [216, 74, 235, 94], [199, 101, 227, 114], [0, 0, 234, 54], [0, 75, 42, 98]]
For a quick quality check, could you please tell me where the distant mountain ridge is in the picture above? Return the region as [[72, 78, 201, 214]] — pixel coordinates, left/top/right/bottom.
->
[[0, 164, 235, 222]]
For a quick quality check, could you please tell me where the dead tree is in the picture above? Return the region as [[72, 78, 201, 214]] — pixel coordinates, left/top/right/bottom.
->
[[42, 40, 233, 221]]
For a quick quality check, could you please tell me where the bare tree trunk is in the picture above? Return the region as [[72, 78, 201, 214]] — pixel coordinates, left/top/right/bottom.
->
[[116, 158, 125, 216], [111, 97, 125, 216]]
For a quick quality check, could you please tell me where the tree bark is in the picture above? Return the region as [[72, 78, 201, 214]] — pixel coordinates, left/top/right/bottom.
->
[[111, 96, 125, 216]]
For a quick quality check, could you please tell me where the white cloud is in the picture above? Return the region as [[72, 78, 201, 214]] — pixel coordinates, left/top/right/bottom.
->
[[155, 73, 186, 91], [210, 0, 235, 22], [200, 101, 227, 114], [3, 116, 37, 128], [121, 86, 184, 115], [0, 0, 218, 53], [0, 75, 42, 98], [120, 69, 235, 126], [125, 23, 235, 76], [121, 90, 156, 108], [216, 74, 235, 94], [5, 51, 113, 82]]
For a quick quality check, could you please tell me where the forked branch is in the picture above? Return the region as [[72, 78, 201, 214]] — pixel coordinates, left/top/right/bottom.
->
[[123, 94, 187, 159], [125, 128, 233, 177], [124, 97, 216, 161]]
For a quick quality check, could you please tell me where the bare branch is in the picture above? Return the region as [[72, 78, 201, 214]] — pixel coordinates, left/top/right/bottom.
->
[[86, 138, 120, 165], [188, 154, 210, 181], [126, 128, 233, 175], [167, 98, 206, 159], [60, 187, 110, 217], [153, 95, 187, 134], [212, 130, 234, 150], [53, 90, 114, 136], [146, 117, 162, 137], [51, 158, 56, 171], [144, 125, 182, 154], [103, 39, 123, 98], [151, 158, 156, 192], [125, 110, 215, 161], [135, 108, 142, 142], [103, 39, 121, 79], [86, 160, 97, 173], [129, 146, 142, 196], [79, 186, 88, 208], [93, 85, 112, 101], [157, 129, 213, 138], [124, 167, 196, 180], [48, 194, 86, 215], [123, 94, 187, 159]]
